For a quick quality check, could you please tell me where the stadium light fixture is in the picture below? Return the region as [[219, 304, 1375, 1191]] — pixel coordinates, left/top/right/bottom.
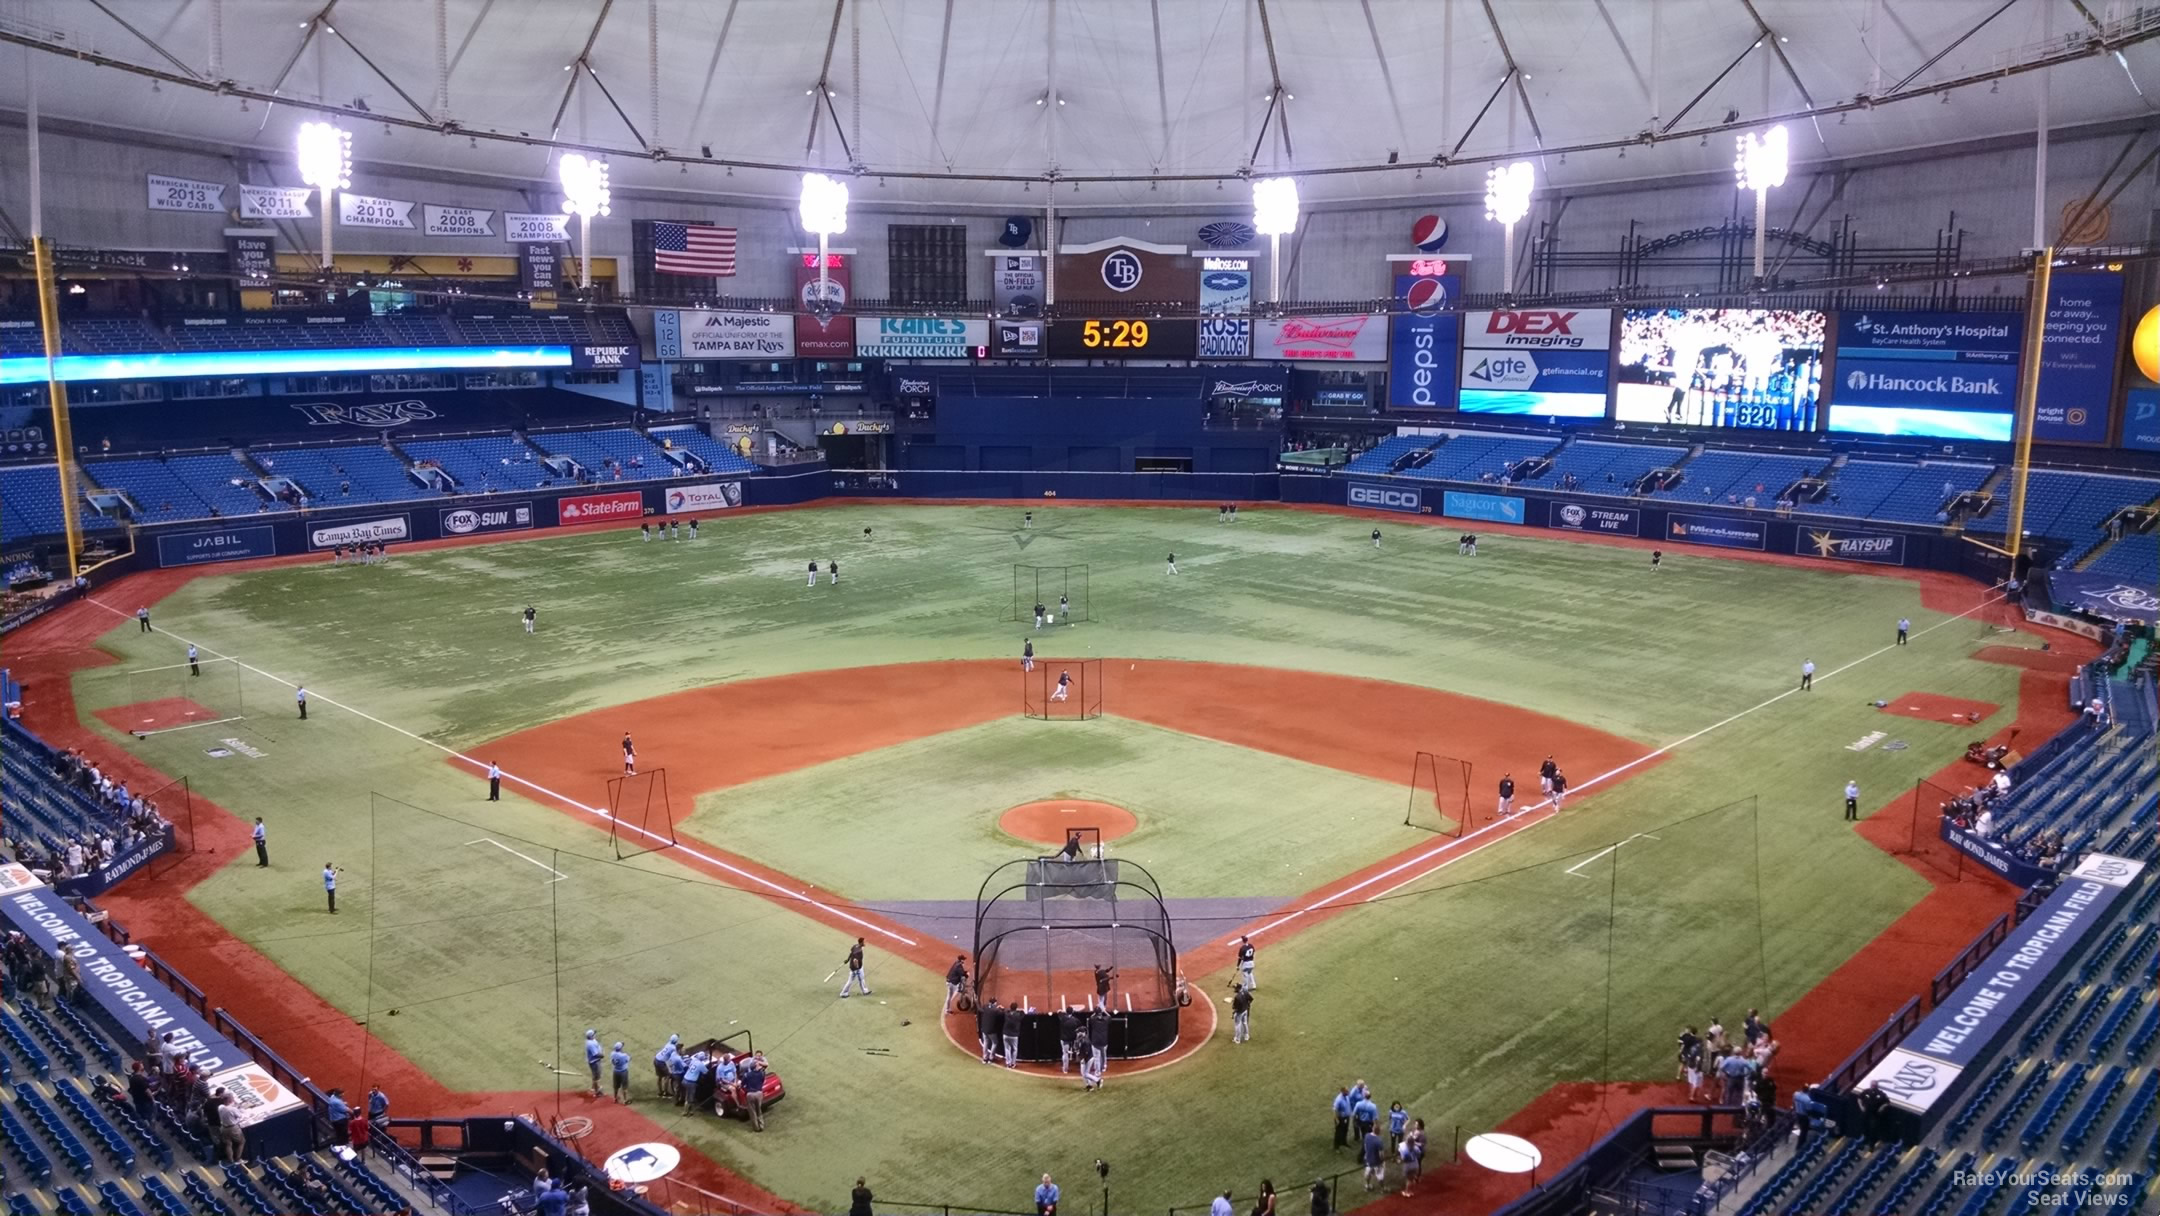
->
[[799, 173, 850, 311], [1251, 177, 1299, 303], [295, 121, 352, 271], [1735, 125, 1789, 280], [558, 153, 611, 289], [1484, 161, 1534, 294]]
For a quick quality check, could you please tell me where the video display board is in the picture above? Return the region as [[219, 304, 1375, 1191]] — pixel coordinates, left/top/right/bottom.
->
[[1616, 308, 1825, 431]]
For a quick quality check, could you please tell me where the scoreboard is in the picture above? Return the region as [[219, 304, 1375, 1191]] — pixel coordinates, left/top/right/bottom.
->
[[1045, 318, 1199, 360]]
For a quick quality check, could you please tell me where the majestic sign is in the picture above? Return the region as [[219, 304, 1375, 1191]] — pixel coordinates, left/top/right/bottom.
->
[[1348, 482, 1423, 513], [309, 515, 410, 549], [656, 311, 797, 359], [991, 254, 1044, 317], [337, 194, 416, 229], [663, 482, 742, 512], [1257, 315, 1388, 363], [1388, 274, 1463, 410], [1795, 526, 1906, 565], [238, 184, 313, 220], [1547, 500, 1639, 536], [439, 503, 533, 535], [147, 173, 224, 213], [505, 212, 572, 243], [1441, 490, 1525, 525], [2033, 270, 2125, 444], [156, 527, 275, 568], [854, 317, 988, 359], [558, 490, 646, 524], [422, 205, 495, 238], [1665, 512, 1766, 550]]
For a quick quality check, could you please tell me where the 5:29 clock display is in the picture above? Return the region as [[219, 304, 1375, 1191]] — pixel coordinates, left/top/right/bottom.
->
[[1047, 317, 1197, 360]]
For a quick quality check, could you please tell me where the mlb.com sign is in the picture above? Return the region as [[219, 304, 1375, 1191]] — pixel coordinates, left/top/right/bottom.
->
[[1348, 482, 1423, 513]]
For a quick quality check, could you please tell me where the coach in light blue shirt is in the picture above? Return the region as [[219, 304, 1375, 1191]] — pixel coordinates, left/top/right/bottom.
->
[[1033, 1175, 1059, 1216]]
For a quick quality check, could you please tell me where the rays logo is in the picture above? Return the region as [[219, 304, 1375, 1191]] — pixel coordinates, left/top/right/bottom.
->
[[291, 399, 439, 428], [1101, 250, 1144, 292], [2097, 583, 2160, 611]]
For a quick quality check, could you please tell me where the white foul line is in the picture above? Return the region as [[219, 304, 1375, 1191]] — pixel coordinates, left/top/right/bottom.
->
[[1563, 832, 1661, 877], [1247, 586, 2009, 930], [83, 597, 918, 947], [467, 838, 569, 882]]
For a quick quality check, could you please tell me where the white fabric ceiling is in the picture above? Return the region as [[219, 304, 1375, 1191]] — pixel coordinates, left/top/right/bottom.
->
[[3, 0, 2158, 210]]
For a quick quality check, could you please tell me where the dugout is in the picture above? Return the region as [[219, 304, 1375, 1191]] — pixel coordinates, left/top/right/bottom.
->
[[972, 855, 1182, 1061]]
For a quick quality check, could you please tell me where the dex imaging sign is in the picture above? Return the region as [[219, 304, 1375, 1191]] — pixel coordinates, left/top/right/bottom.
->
[[1459, 309, 1613, 418]]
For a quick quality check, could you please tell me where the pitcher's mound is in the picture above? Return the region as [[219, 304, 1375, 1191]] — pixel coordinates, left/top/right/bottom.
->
[[95, 698, 229, 735], [998, 799, 1137, 846], [1878, 692, 1999, 723]]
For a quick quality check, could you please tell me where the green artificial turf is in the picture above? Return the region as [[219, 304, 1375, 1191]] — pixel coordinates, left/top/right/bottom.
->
[[689, 715, 1409, 900], [64, 503, 2033, 1212]]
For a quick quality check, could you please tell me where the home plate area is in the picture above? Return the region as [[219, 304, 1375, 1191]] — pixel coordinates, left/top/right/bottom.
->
[[1875, 691, 2000, 724]]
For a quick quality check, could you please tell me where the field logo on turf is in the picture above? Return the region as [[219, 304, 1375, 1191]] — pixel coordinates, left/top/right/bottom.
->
[[1847, 730, 1886, 752], [219, 738, 264, 759]]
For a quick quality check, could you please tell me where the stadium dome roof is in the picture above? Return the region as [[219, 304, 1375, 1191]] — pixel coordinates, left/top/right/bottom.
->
[[4, 0, 2159, 210]]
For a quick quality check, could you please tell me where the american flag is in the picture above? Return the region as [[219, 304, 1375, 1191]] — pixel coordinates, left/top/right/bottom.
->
[[652, 221, 737, 276]]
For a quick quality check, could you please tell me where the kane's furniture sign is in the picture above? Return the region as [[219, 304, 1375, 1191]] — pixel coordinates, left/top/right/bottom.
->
[[855, 317, 988, 358], [440, 503, 533, 535], [558, 490, 645, 524], [1546, 500, 1639, 536], [1665, 512, 1765, 550], [157, 526, 276, 567], [656, 311, 796, 359], [663, 482, 742, 512], [1796, 526, 1905, 565], [310, 516, 410, 549]]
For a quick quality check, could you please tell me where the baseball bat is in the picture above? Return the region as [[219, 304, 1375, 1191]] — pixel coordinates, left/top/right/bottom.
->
[[823, 969, 840, 983]]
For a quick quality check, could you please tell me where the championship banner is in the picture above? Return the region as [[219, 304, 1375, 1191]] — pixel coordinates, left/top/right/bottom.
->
[[797, 312, 856, 358], [1054, 238, 1197, 306], [655, 311, 796, 359], [1795, 525, 1905, 565], [1200, 256, 1253, 314], [1198, 318, 1252, 360], [225, 232, 276, 281], [339, 194, 416, 229], [1665, 512, 1766, 550], [1387, 274, 1463, 410], [991, 254, 1045, 316], [239, 184, 313, 220], [1257, 315, 1387, 363], [506, 212, 572, 243], [147, 173, 225, 213], [309, 515, 410, 549], [855, 317, 988, 358], [795, 253, 850, 312], [1459, 307, 1613, 418], [662, 482, 742, 513], [519, 242, 563, 291], [2033, 271, 2125, 444], [423, 205, 496, 238]]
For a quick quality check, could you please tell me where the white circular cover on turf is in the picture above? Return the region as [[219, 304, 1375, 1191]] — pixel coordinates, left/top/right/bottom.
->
[[1463, 1133, 1542, 1174], [604, 1142, 681, 1184]]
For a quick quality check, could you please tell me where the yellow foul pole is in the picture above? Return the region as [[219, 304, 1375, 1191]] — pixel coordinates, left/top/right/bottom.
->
[[2004, 247, 2053, 566], [32, 237, 84, 579]]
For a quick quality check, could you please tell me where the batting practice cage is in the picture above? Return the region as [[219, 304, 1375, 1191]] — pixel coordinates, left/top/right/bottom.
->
[[972, 855, 1182, 1059], [1010, 564, 1090, 623], [1404, 751, 1478, 835], [114, 657, 248, 735], [1023, 658, 1103, 720]]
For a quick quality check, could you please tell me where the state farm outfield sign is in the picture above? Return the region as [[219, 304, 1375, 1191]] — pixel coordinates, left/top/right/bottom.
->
[[310, 515, 410, 549], [557, 490, 645, 525], [440, 502, 533, 535]]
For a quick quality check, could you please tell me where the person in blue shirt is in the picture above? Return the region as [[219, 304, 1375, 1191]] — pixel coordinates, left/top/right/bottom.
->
[[667, 1045, 689, 1103], [1386, 1102, 1408, 1151], [1351, 1093, 1379, 1143], [1360, 1127, 1386, 1191], [325, 1089, 351, 1144], [536, 1182, 568, 1216], [679, 1052, 706, 1112], [1331, 1088, 1353, 1151], [609, 1042, 631, 1104], [1033, 1174, 1059, 1216], [653, 1036, 678, 1100], [584, 1030, 604, 1098], [738, 1055, 768, 1131], [365, 1085, 388, 1125]]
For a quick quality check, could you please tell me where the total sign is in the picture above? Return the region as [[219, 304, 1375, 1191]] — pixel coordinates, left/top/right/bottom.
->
[[1387, 274, 1462, 410]]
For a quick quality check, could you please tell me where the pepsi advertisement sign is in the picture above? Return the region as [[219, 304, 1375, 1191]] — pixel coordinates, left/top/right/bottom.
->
[[1459, 308, 1613, 419], [1828, 311, 2023, 441], [2033, 271, 2124, 444], [1387, 274, 1462, 410]]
